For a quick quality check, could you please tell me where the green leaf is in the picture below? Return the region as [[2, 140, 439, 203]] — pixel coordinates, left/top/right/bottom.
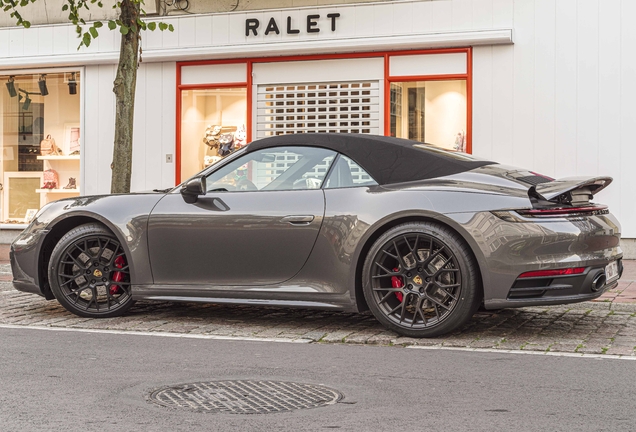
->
[[89, 27, 98, 38], [94, 21, 103, 28], [147, 21, 156, 31], [23, 20, 30, 28], [120, 25, 129, 35], [82, 32, 91, 47], [158, 22, 167, 31], [168, 24, 174, 32], [62, 4, 68, 10], [108, 20, 116, 30]]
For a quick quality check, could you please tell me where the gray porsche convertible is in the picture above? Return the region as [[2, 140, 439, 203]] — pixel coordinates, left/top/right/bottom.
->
[[10, 134, 623, 337]]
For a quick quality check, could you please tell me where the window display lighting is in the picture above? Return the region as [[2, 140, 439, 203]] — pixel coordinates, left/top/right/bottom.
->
[[68, 72, 77, 95], [38, 74, 48, 96], [6, 75, 17, 97]]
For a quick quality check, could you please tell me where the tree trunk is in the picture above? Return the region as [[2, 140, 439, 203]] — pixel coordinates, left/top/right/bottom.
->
[[110, 0, 140, 194]]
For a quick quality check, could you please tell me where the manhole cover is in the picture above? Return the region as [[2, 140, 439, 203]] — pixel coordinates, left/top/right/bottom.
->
[[148, 380, 343, 414]]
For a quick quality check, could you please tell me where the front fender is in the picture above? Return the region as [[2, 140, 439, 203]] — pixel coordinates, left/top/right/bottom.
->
[[12, 194, 163, 291]]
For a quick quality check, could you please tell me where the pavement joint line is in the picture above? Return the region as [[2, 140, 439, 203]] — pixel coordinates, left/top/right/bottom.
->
[[0, 324, 313, 344], [406, 345, 636, 361]]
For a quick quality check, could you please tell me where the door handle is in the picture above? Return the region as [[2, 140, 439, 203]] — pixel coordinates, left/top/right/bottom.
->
[[281, 215, 315, 225]]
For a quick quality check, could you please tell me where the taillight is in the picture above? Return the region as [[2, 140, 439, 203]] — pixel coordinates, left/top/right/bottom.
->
[[518, 267, 585, 278], [516, 205, 609, 217]]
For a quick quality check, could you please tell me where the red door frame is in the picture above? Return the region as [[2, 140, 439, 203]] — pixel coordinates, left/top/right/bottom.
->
[[175, 47, 472, 184]]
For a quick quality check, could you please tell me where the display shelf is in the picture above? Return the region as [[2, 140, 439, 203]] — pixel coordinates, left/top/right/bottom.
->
[[36, 189, 80, 194], [37, 155, 80, 161]]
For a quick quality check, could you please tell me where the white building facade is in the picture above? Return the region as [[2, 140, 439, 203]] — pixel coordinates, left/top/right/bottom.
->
[[0, 0, 634, 253]]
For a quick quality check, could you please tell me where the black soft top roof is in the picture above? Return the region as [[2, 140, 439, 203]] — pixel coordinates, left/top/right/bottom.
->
[[246, 133, 496, 186]]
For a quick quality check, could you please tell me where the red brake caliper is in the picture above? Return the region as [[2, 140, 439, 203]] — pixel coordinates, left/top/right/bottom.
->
[[110, 255, 126, 295], [391, 268, 404, 302]]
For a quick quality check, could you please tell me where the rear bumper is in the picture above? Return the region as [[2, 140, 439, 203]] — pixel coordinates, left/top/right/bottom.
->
[[484, 260, 622, 309], [450, 211, 623, 309]]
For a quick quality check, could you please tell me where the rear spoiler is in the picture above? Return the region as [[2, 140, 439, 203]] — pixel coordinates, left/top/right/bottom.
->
[[530, 176, 612, 204]]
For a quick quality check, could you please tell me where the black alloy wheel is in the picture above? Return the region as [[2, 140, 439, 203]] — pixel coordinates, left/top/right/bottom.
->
[[48, 223, 134, 318], [362, 222, 481, 338]]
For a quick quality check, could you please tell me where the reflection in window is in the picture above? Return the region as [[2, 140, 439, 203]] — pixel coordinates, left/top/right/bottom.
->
[[325, 155, 377, 189], [390, 80, 467, 151], [206, 146, 336, 192]]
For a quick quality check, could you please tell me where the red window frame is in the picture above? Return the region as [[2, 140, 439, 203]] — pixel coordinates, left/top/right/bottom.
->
[[176, 48, 472, 184]]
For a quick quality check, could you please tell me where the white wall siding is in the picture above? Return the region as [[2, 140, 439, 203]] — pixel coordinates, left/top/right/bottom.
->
[[0, 0, 513, 68], [619, 0, 636, 236], [131, 62, 176, 193], [84, 63, 176, 195], [83, 65, 116, 196], [471, 0, 636, 236]]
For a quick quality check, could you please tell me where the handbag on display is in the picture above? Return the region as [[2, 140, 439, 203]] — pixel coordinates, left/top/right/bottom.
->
[[42, 169, 59, 189], [40, 134, 62, 156]]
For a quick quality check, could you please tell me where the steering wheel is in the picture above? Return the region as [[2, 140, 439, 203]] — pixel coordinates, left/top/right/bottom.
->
[[236, 178, 257, 191]]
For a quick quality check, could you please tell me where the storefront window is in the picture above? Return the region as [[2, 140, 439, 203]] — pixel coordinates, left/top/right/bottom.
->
[[1, 71, 81, 223], [180, 88, 247, 180], [390, 80, 467, 151]]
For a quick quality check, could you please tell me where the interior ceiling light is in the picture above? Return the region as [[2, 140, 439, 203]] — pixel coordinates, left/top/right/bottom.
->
[[68, 72, 77, 95], [38, 74, 48, 96], [6, 76, 17, 97]]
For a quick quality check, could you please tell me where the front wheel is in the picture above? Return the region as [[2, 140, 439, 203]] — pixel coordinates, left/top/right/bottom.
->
[[48, 223, 134, 318], [362, 222, 481, 338]]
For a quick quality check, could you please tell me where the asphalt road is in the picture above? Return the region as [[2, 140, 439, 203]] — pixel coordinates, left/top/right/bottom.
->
[[1, 327, 635, 431]]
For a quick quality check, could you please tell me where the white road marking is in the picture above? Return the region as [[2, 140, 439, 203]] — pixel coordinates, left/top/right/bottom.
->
[[2, 323, 635, 360], [407, 345, 636, 360], [0, 324, 313, 344]]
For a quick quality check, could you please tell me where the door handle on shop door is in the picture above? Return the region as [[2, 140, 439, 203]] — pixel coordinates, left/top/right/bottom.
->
[[281, 215, 315, 225]]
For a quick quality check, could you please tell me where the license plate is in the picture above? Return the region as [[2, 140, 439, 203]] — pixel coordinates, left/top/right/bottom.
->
[[605, 261, 619, 282]]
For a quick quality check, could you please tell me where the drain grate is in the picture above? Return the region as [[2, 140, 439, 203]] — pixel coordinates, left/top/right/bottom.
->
[[148, 380, 343, 414]]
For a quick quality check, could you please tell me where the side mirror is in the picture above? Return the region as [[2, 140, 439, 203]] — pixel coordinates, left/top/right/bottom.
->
[[180, 176, 206, 203]]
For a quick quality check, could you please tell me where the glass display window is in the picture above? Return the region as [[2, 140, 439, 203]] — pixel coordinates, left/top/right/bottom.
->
[[180, 87, 247, 181], [1, 71, 81, 223], [390, 80, 467, 151]]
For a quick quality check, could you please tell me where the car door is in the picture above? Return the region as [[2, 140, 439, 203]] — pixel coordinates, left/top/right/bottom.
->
[[147, 146, 337, 286]]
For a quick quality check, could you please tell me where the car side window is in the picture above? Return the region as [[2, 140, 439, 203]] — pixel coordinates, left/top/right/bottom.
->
[[206, 146, 336, 192], [324, 155, 378, 189]]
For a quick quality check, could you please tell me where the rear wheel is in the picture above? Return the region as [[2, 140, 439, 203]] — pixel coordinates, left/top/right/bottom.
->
[[48, 223, 134, 318], [362, 222, 481, 338]]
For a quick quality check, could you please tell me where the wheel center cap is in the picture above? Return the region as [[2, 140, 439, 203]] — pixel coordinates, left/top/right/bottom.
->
[[412, 275, 423, 285], [93, 269, 103, 278]]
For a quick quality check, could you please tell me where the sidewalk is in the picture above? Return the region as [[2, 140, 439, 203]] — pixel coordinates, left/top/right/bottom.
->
[[0, 242, 634, 308]]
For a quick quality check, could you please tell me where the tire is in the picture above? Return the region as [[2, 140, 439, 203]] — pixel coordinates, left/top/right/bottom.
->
[[48, 223, 134, 318], [362, 222, 481, 338]]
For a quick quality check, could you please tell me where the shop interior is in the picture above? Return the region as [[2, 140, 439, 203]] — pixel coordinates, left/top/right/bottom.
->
[[0, 71, 80, 222], [180, 88, 247, 181], [390, 80, 467, 151]]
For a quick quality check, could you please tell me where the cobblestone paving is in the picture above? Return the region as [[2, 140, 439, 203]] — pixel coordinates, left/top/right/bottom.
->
[[2, 260, 635, 357]]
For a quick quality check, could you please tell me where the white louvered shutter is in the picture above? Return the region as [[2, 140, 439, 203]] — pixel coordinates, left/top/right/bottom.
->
[[256, 81, 380, 138]]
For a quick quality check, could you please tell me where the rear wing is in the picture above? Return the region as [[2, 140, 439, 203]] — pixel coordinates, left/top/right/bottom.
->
[[529, 176, 612, 205]]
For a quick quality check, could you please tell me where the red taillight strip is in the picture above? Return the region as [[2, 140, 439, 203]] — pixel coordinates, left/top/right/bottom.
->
[[518, 267, 586, 278], [517, 205, 608, 217]]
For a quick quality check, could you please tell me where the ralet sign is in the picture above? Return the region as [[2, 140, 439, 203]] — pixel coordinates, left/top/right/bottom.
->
[[245, 13, 341, 37]]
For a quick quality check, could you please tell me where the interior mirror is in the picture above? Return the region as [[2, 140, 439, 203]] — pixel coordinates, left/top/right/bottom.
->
[[180, 176, 206, 203], [254, 153, 277, 163]]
